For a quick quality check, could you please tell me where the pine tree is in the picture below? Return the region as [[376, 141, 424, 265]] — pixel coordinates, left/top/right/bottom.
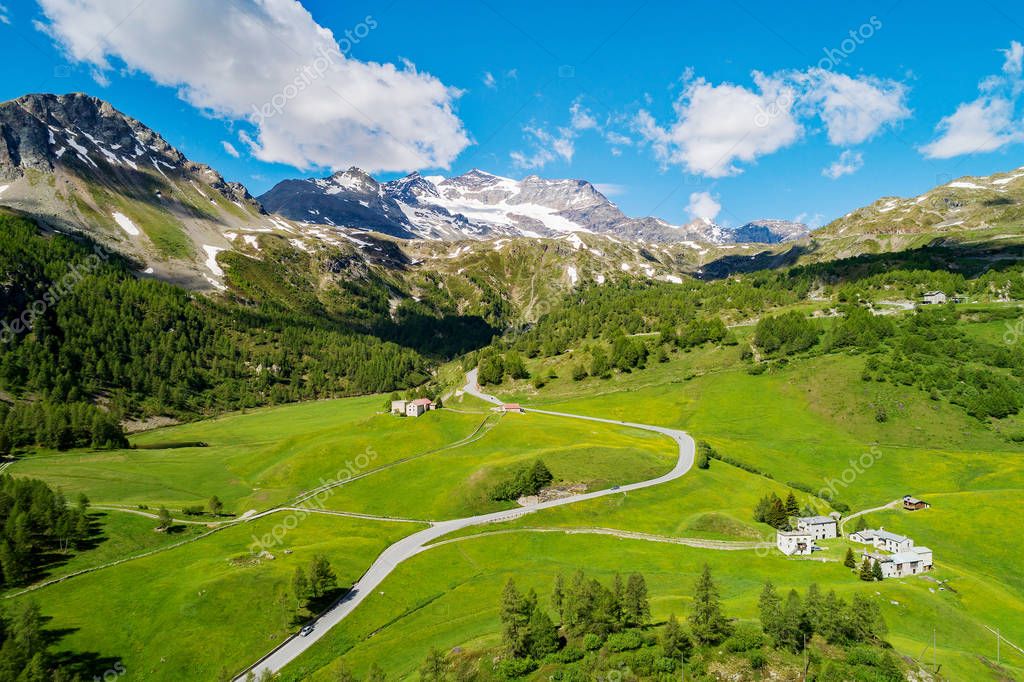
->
[[785, 492, 800, 517], [611, 573, 625, 625], [859, 557, 875, 581], [499, 579, 532, 657], [419, 648, 449, 682], [156, 506, 172, 530], [623, 573, 651, 627], [308, 555, 337, 598], [872, 558, 884, 581], [767, 495, 789, 529], [527, 606, 560, 657], [758, 581, 782, 643], [689, 564, 731, 644], [551, 573, 566, 624], [844, 547, 857, 568], [292, 566, 309, 608], [661, 613, 692, 661]]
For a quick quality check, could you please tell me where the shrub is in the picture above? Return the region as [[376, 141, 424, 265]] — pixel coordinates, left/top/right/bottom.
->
[[582, 633, 604, 651], [724, 622, 765, 652], [496, 656, 538, 679], [605, 630, 643, 652]]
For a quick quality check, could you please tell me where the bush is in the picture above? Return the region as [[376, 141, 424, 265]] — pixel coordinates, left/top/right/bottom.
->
[[490, 459, 554, 501], [496, 656, 538, 679], [724, 622, 765, 652], [582, 633, 604, 651], [605, 630, 643, 652], [748, 650, 768, 670]]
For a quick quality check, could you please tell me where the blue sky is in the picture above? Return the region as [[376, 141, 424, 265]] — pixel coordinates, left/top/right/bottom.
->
[[2, 1, 1024, 229]]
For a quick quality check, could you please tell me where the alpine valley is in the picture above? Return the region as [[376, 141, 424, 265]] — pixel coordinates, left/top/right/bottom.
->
[[1, 82, 1024, 682]]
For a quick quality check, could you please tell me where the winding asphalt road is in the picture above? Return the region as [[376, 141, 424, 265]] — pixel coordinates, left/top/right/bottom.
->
[[237, 370, 695, 680]]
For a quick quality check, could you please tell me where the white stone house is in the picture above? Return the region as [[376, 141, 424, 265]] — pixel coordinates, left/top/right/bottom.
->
[[873, 529, 914, 553], [390, 400, 408, 415], [405, 398, 434, 417], [777, 530, 816, 556], [922, 291, 948, 305], [864, 547, 933, 578], [849, 528, 914, 553], [796, 515, 838, 540]]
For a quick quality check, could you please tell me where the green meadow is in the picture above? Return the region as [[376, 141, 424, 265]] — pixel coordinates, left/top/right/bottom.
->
[[4, 311, 1022, 681], [9, 396, 486, 512], [279, 531, 1024, 682], [5, 512, 425, 681], [319, 410, 676, 520]]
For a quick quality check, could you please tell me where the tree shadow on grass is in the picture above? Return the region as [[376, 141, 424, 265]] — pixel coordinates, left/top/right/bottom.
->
[[37, 616, 124, 680], [26, 511, 110, 584], [288, 586, 351, 627]]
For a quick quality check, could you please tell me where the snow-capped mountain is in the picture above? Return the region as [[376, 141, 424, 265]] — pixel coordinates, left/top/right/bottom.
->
[[260, 168, 805, 245], [730, 219, 810, 244]]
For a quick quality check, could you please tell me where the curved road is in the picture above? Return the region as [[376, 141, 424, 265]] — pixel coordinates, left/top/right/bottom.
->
[[237, 370, 695, 680]]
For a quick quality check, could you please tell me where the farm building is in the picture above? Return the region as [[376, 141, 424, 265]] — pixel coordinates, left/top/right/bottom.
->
[[921, 291, 948, 305], [498, 403, 524, 414], [850, 528, 915, 553], [863, 546, 934, 578], [776, 529, 816, 556], [390, 400, 407, 415], [903, 495, 930, 511], [405, 398, 434, 417], [796, 515, 838, 539]]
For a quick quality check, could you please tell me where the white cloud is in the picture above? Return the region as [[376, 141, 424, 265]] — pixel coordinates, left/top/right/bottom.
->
[[921, 42, 1024, 159], [605, 131, 633, 146], [1002, 41, 1024, 77], [482, 71, 497, 89], [511, 99, 605, 170], [0, 4, 10, 24], [685, 191, 721, 222], [569, 101, 598, 130], [920, 96, 1022, 158], [35, 0, 470, 173], [221, 140, 241, 158], [632, 67, 909, 176], [795, 212, 826, 229], [822, 149, 863, 179], [510, 125, 575, 169], [634, 74, 803, 177], [593, 183, 625, 197], [799, 69, 910, 145]]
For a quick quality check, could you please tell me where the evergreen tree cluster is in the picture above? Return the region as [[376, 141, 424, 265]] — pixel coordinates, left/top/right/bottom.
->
[[753, 311, 821, 356], [0, 475, 91, 589], [490, 460, 554, 501], [0, 601, 92, 682], [291, 554, 339, 610], [0, 215, 433, 452], [753, 492, 793, 529], [476, 349, 529, 386], [758, 582, 887, 651]]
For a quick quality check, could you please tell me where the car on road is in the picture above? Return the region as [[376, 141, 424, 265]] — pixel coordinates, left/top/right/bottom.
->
[[611, 485, 620, 491], [300, 624, 314, 637]]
